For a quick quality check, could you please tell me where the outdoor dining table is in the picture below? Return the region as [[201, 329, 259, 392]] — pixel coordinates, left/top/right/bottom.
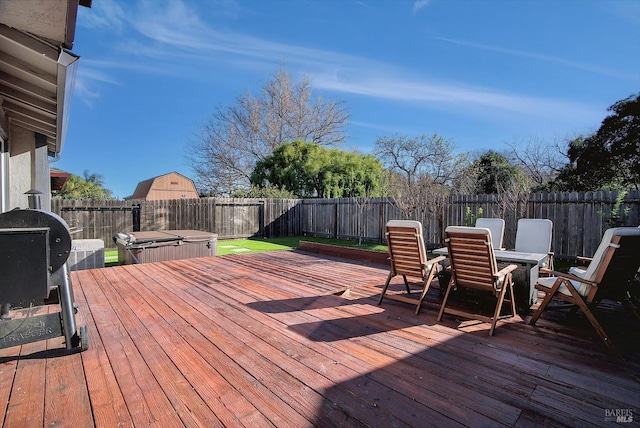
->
[[432, 247, 548, 310]]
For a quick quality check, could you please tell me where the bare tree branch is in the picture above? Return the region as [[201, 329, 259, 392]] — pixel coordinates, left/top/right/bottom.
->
[[505, 137, 568, 189], [187, 68, 350, 195]]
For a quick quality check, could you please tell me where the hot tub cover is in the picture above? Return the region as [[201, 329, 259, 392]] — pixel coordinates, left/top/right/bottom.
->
[[114, 230, 215, 249]]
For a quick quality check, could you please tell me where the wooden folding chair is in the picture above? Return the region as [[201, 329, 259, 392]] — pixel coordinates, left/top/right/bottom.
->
[[437, 226, 518, 336], [378, 220, 445, 315], [529, 227, 640, 356]]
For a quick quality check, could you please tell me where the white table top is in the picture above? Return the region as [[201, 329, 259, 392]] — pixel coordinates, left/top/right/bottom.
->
[[432, 247, 547, 266]]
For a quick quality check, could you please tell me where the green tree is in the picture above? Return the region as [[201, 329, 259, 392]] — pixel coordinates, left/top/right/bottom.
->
[[251, 141, 383, 198], [455, 151, 530, 219], [471, 151, 524, 195], [598, 191, 631, 228], [54, 170, 113, 200], [553, 93, 640, 191], [230, 185, 298, 199]]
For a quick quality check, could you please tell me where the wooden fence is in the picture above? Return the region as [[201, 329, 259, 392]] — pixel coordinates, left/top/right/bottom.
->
[[52, 198, 302, 248], [444, 192, 640, 258], [51, 191, 640, 258]]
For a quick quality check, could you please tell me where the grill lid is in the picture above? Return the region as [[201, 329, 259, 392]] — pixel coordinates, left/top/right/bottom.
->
[[0, 209, 71, 273]]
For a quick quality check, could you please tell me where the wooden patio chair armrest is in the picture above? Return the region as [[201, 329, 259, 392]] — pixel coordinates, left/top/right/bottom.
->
[[495, 264, 518, 278], [426, 255, 446, 266], [576, 256, 592, 263], [540, 270, 598, 286]]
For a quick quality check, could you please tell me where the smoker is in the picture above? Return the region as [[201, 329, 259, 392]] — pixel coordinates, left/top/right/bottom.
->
[[0, 201, 88, 352]]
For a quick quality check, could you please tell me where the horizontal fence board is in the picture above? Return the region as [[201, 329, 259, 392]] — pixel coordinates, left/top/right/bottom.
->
[[51, 191, 640, 257]]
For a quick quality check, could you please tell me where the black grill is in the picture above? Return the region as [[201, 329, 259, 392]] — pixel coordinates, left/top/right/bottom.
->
[[0, 208, 88, 352]]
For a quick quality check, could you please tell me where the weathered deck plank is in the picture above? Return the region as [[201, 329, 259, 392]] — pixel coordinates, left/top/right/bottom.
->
[[100, 266, 225, 428], [138, 260, 412, 427], [73, 270, 133, 427], [122, 263, 314, 427], [168, 260, 462, 425], [4, 326, 47, 427], [87, 267, 180, 427], [1, 249, 639, 427], [43, 334, 92, 428]]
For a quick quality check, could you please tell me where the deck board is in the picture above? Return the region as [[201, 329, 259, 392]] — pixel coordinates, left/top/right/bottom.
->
[[129, 265, 318, 427], [73, 270, 133, 427], [5, 326, 47, 427], [1, 249, 639, 427]]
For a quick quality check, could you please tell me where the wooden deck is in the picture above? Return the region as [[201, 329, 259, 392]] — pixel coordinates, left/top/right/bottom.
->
[[1, 250, 639, 427]]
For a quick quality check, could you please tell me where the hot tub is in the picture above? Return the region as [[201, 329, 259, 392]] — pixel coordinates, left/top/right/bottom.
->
[[114, 230, 217, 264]]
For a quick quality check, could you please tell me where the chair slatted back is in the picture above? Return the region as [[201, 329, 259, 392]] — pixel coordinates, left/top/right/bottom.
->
[[445, 226, 498, 292], [588, 232, 640, 302], [386, 220, 427, 279]]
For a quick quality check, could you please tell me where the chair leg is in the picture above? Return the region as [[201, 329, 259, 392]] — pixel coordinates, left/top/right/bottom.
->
[[622, 296, 640, 322], [566, 288, 621, 357], [508, 281, 517, 317], [530, 279, 622, 356], [489, 281, 510, 336], [551, 283, 623, 357], [403, 275, 411, 294], [499, 275, 517, 318], [414, 278, 428, 315], [378, 272, 395, 306], [568, 305, 580, 317], [529, 279, 564, 325], [437, 276, 455, 322], [415, 263, 438, 315]]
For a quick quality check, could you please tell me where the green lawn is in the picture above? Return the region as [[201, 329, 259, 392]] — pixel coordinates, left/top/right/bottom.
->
[[104, 236, 387, 264], [104, 249, 118, 267], [216, 236, 387, 256]]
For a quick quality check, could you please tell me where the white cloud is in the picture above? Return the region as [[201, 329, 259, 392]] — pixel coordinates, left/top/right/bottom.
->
[[73, 77, 101, 109], [75, 0, 602, 128], [598, 0, 640, 25], [78, 0, 127, 32], [78, 63, 121, 85], [311, 71, 600, 123], [433, 36, 637, 81], [413, 0, 430, 14], [73, 61, 125, 107]]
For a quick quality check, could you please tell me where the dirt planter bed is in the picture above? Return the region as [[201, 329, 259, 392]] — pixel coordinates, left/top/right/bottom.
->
[[298, 241, 388, 266]]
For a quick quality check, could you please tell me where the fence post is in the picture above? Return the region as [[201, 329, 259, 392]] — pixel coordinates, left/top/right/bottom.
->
[[378, 200, 384, 243], [333, 202, 338, 239], [260, 200, 266, 238], [132, 204, 141, 232]]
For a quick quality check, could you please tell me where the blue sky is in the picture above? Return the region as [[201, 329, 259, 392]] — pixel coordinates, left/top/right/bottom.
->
[[57, 0, 640, 199]]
